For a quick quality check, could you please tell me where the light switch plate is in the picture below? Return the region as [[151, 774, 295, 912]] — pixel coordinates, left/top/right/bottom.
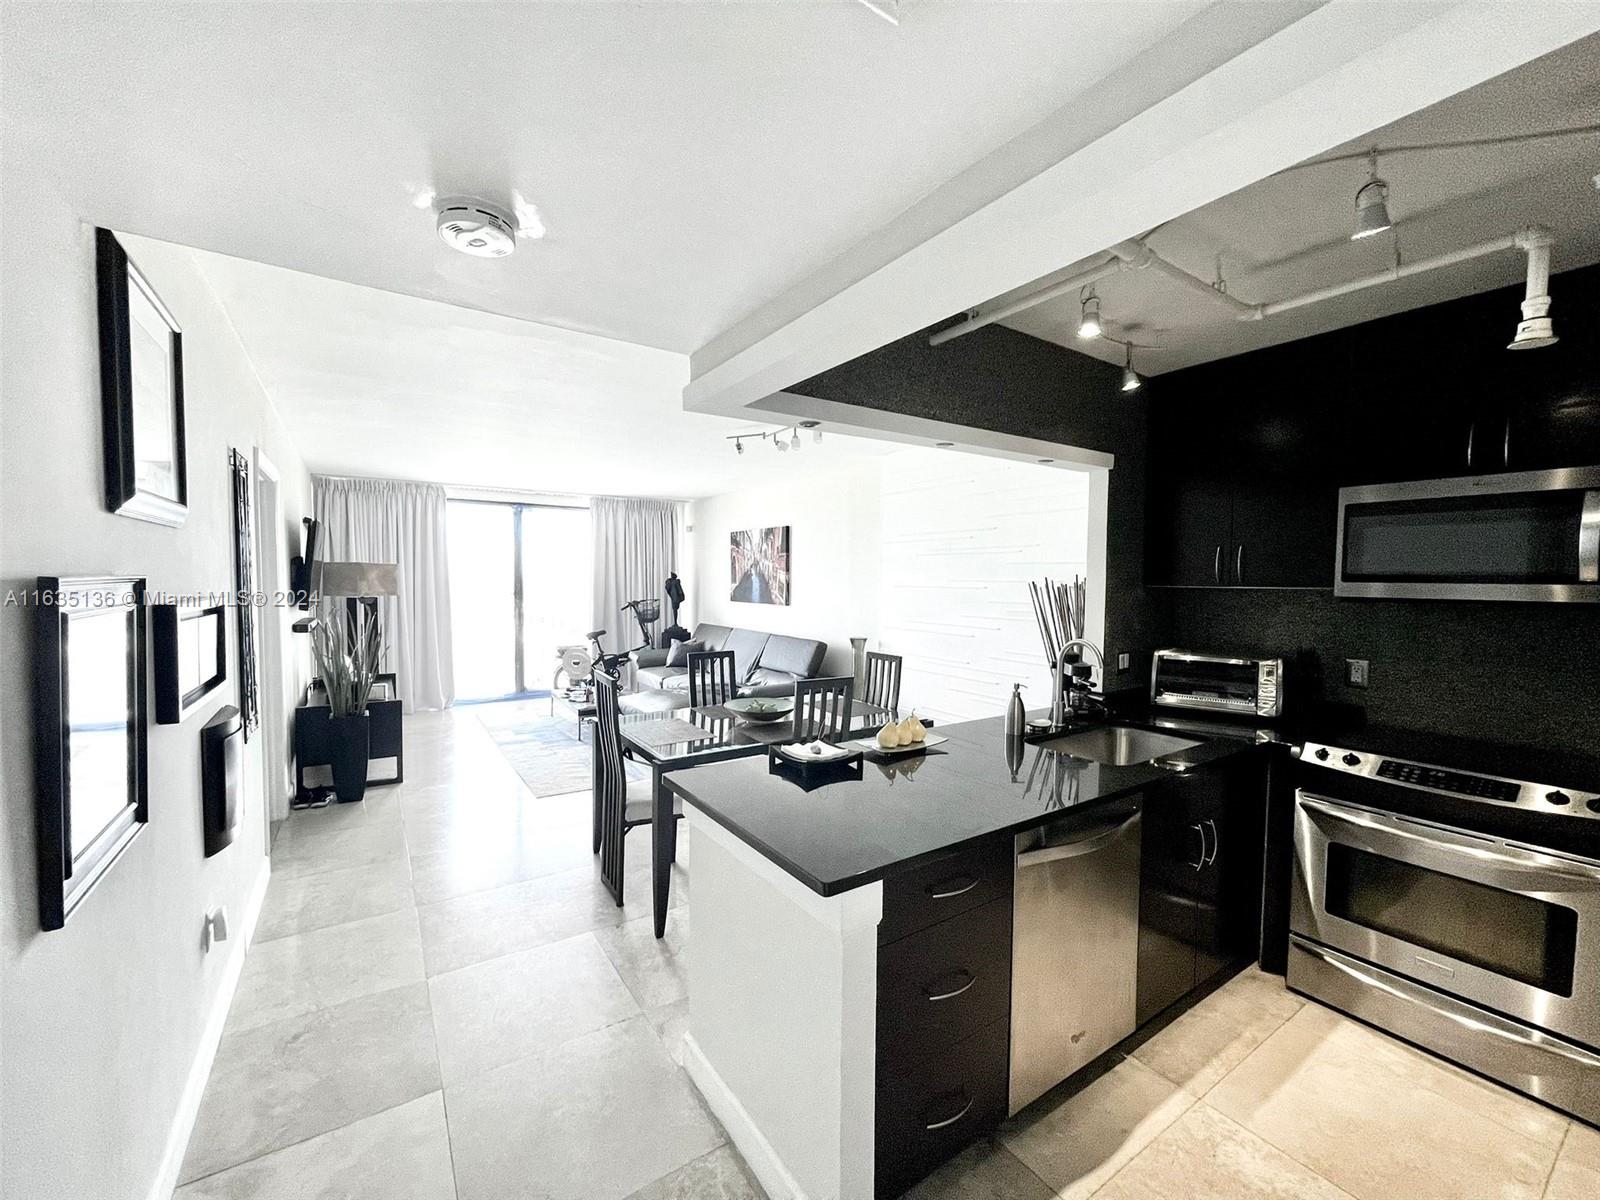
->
[[1117, 652, 1131, 671], [1345, 658, 1370, 688]]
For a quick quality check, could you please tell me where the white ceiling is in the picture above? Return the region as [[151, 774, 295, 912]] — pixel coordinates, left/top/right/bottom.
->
[[996, 34, 1600, 374], [180, 240, 891, 499], [5, 0, 1209, 354]]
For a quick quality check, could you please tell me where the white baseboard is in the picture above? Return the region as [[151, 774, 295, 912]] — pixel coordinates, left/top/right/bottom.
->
[[681, 1032, 808, 1200], [148, 858, 271, 1200]]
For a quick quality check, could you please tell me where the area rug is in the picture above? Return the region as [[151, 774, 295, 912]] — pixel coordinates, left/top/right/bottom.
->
[[474, 699, 646, 798]]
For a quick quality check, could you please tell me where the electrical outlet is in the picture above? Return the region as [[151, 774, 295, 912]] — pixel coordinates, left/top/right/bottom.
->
[[1345, 658, 1370, 689], [1117, 652, 1130, 672]]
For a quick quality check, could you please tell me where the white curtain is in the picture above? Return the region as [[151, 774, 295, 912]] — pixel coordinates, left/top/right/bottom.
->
[[592, 496, 680, 652], [314, 475, 455, 712]]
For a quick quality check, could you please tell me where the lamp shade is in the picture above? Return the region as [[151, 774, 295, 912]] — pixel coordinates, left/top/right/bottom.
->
[[318, 561, 399, 597]]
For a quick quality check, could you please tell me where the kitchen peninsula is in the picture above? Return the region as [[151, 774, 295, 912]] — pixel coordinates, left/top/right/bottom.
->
[[665, 714, 1268, 1199]]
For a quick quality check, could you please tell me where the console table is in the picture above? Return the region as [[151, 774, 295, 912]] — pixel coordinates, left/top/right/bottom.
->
[[294, 672, 404, 801]]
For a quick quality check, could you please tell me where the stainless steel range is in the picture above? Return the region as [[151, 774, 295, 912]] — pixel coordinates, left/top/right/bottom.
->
[[1289, 738, 1600, 1124]]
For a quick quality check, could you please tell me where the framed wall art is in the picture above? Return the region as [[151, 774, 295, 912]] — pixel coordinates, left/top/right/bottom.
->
[[97, 228, 187, 527], [730, 525, 791, 606], [152, 602, 227, 724], [230, 448, 260, 737], [33, 575, 149, 931]]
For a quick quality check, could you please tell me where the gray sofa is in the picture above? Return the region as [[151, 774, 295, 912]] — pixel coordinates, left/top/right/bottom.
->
[[629, 623, 828, 711]]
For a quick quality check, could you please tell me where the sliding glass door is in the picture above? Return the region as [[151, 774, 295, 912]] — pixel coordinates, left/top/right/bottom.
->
[[447, 500, 591, 702]]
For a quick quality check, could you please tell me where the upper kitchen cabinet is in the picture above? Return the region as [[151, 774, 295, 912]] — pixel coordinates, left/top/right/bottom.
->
[[1146, 343, 1339, 589]]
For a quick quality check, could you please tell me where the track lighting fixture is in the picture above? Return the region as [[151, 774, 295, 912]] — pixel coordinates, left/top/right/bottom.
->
[[1351, 154, 1393, 241], [726, 422, 826, 455], [1120, 342, 1142, 393], [790, 428, 802, 451], [735, 439, 744, 455], [1077, 288, 1103, 339], [1508, 226, 1558, 349]]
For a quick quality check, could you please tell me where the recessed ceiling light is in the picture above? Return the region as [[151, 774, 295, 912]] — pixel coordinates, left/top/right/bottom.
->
[[1037, 458, 1053, 465], [935, 441, 955, 448]]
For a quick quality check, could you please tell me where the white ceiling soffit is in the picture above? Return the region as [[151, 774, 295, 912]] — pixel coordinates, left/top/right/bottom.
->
[[999, 33, 1600, 375], [686, 1, 1600, 422], [176, 240, 893, 500], [3, 0, 1213, 355]]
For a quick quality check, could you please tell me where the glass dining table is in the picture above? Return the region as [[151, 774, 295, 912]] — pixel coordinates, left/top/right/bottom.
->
[[615, 699, 893, 937]]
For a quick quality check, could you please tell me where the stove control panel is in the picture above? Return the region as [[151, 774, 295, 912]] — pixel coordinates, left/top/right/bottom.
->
[[1299, 742, 1600, 822]]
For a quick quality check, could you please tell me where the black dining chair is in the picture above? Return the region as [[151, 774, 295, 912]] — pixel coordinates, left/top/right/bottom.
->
[[793, 676, 855, 743], [862, 651, 903, 716], [687, 649, 738, 708], [593, 669, 681, 906]]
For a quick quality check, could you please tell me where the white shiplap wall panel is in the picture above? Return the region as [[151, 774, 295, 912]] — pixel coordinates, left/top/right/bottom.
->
[[878, 450, 1090, 723]]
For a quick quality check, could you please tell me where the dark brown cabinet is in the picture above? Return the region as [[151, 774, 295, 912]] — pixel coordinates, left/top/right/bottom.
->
[[876, 837, 1013, 1199], [1137, 761, 1265, 1025]]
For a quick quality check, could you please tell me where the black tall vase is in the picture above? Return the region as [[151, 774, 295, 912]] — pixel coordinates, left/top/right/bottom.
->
[[326, 712, 370, 803]]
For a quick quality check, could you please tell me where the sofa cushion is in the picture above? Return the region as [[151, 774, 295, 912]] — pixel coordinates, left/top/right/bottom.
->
[[636, 665, 687, 691], [740, 669, 800, 698], [665, 639, 705, 668], [619, 689, 690, 715], [720, 628, 770, 682], [757, 635, 826, 680], [691, 623, 732, 651]]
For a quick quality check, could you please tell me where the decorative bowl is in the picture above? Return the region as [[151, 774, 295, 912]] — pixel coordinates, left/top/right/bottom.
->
[[724, 696, 795, 724]]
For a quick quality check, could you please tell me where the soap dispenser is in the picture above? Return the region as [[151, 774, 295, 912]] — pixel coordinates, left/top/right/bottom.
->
[[1005, 683, 1027, 740]]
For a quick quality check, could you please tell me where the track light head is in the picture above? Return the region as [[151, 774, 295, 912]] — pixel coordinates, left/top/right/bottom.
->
[[790, 428, 802, 450], [1077, 290, 1103, 340], [1120, 343, 1142, 393], [776, 437, 789, 453], [735, 439, 744, 455], [800, 419, 823, 444], [1351, 177, 1393, 240]]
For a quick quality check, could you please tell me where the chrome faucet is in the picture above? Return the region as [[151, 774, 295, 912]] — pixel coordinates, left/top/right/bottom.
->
[[1050, 638, 1105, 728]]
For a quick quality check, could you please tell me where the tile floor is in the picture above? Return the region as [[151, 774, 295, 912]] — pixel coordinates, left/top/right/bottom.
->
[[177, 707, 1599, 1199]]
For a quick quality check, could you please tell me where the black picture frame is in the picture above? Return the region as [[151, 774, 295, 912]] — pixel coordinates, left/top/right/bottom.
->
[[33, 575, 150, 931], [152, 602, 228, 724], [97, 228, 188, 527]]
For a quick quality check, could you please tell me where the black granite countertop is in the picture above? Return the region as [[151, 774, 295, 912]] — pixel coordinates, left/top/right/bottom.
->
[[663, 712, 1263, 897]]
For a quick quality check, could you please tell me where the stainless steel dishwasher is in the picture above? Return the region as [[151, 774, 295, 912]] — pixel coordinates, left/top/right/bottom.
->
[[1009, 799, 1142, 1114]]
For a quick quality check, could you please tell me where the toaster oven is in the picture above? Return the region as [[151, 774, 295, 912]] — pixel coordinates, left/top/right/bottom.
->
[[1149, 649, 1283, 718]]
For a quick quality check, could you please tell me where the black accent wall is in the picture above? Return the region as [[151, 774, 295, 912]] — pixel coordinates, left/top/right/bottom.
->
[[793, 323, 1160, 683]]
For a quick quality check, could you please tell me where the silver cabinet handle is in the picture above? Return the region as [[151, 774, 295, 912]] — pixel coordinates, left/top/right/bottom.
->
[[924, 1095, 974, 1131], [1189, 822, 1206, 871], [1017, 812, 1141, 867], [1213, 545, 1222, 584], [1466, 420, 1476, 468], [1579, 491, 1600, 585], [1502, 417, 1512, 469], [1235, 545, 1244, 585], [926, 875, 979, 900], [1203, 818, 1218, 866], [923, 970, 976, 1002]]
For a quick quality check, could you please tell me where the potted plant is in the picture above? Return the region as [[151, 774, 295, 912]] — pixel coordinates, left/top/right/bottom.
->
[[310, 608, 385, 803]]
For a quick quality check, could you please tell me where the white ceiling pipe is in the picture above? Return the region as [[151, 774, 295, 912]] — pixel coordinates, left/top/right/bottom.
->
[[1508, 226, 1557, 348], [1108, 240, 1261, 319], [1246, 229, 1529, 320], [927, 256, 1122, 345]]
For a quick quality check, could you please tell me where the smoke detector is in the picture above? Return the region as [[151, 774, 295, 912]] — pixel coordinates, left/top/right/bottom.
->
[[436, 198, 517, 258]]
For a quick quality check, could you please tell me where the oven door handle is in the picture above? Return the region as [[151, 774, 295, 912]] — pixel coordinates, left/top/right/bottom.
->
[[1298, 795, 1600, 885]]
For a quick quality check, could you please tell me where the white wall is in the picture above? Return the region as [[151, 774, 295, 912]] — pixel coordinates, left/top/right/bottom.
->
[[0, 164, 312, 1199], [690, 449, 1094, 721], [691, 458, 882, 678]]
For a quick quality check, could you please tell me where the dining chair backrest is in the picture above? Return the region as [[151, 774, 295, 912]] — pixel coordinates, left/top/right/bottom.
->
[[793, 676, 855, 743], [862, 651, 903, 715], [687, 649, 738, 709], [592, 669, 629, 900]]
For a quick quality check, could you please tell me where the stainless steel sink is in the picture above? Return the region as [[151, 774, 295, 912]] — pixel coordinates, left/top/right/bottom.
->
[[1034, 726, 1202, 766]]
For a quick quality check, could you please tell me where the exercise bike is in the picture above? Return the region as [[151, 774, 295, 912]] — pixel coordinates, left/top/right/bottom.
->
[[554, 598, 663, 692]]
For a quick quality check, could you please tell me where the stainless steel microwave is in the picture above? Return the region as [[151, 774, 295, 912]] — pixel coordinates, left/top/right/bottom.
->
[[1335, 466, 1600, 602]]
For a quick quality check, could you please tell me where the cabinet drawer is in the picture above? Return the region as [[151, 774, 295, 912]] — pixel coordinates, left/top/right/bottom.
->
[[877, 897, 1011, 1075], [875, 1015, 1009, 1199], [879, 835, 1012, 946]]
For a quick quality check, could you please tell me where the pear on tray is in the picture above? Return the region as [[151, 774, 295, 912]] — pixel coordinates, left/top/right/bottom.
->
[[875, 715, 926, 750]]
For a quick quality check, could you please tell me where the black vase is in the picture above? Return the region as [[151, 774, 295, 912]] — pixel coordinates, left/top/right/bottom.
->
[[326, 712, 370, 804]]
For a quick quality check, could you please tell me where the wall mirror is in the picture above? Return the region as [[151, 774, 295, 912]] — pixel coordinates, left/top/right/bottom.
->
[[153, 602, 227, 723], [33, 576, 149, 930]]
